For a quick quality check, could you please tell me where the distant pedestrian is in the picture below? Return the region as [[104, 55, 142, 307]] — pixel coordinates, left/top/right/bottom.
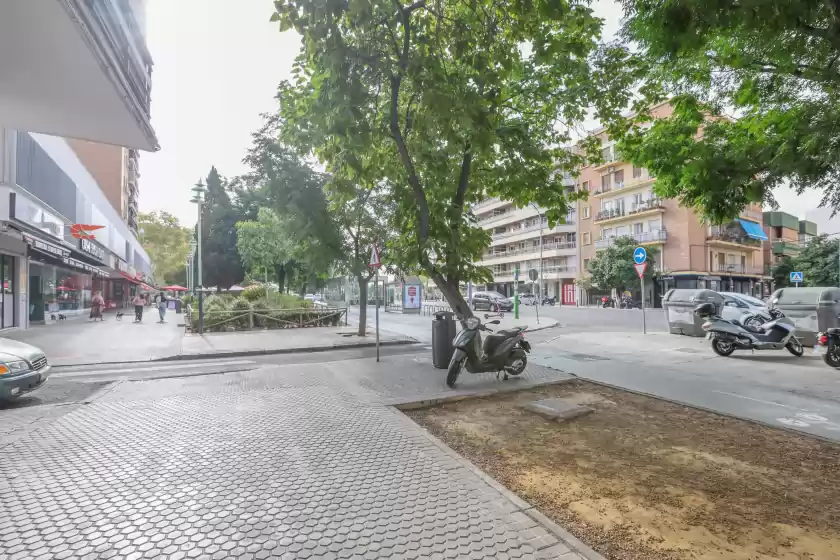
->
[[90, 291, 105, 321], [132, 293, 145, 322], [157, 292, 167, 323]]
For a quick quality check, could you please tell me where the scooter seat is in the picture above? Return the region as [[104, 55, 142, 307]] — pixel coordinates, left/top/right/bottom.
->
[[739, 322, 764, 334], [496, 327, 525, 337]]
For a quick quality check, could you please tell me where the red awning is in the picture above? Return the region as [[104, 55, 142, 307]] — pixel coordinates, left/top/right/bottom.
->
[[119, 272, 141, 285]]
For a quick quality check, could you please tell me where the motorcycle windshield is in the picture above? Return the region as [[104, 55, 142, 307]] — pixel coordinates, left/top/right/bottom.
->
[[453, 329, 477, 349]]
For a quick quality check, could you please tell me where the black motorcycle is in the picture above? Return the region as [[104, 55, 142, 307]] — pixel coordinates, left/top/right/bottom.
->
[[817, 328, 840, 368], [446, 316, 531, 388], [619, 296, 642, 309], [541, 296, 556, 306]]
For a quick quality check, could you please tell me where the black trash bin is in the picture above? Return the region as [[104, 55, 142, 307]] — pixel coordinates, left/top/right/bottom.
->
[[432, 311, 457, 369]]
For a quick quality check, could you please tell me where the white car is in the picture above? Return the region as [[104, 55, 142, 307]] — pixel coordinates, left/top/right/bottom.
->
[[720, 292, 772, 328], [517, 293, 538, 306]]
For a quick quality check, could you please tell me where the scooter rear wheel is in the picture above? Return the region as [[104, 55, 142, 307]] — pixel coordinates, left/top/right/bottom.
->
[[504, 350, 527, 376], [712, 339, 735, 357], [786, 339, 804, 357], [824, 341, 840, 368]]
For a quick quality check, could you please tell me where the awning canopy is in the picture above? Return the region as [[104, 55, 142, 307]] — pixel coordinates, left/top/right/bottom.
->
[[738, 219, 769, 241]]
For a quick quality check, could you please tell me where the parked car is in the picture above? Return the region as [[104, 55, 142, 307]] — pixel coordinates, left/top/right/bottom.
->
[[719, 292, 772, 328], [0, 339, 50, 402], [518, 293, 538, 306], [471, 291, 513, 312]]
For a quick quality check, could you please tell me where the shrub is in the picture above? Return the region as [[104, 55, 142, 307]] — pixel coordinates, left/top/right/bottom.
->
[[203, 295, 231, 331], [230, 297, 253, 329], [242, 285, 266, 302]]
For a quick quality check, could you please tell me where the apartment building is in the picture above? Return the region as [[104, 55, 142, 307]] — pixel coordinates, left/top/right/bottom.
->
[[473, 173, 579, 304], [576, 102, 771, 307], [68, 142, 141, 234], [762, 211, 818, 266]]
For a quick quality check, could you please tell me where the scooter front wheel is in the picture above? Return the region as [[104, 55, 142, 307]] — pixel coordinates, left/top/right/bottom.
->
[[504, 350, 527, 376], [712, 338, 735, 357], [786, 339, 804, 357], [824, 340, 840, 367], [446, 350, 466, 388]]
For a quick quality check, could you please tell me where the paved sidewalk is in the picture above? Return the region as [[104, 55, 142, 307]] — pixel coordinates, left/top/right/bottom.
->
[[0, 352, 592, 559], [3, 310, 184, 366]]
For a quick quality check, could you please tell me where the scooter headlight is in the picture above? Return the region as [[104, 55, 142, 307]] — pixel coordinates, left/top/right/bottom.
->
[[702, 322, 712, 330], [466, 317, 480, 330]]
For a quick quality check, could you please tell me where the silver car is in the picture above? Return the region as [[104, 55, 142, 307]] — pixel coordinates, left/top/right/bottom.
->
[[0, 339, 50, 401], [720, 292, 772, 328]]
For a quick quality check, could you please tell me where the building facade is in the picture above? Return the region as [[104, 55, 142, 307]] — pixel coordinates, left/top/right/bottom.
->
[[0, 129, 153, 330], [762, 211, 818, 267], [473, 173, 578, 304]]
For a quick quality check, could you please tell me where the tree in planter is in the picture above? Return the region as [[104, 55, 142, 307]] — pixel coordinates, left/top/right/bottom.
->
[[273, 0, 637, 319], [233, 115, 343, 294], [329, 181, 393, 336], [235, 207, 293, 285], [612, 0, 840, 223], [587, 236, 658, 293], [201, 167, 245, 290]]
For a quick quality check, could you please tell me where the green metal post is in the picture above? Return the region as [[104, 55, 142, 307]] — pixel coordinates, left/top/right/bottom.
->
[[514, 265, 519, 319]]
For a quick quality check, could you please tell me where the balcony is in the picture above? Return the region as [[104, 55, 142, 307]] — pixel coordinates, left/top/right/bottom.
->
[[591, 173, 655, 197], [739, 209, 763, 222], [594, 198, 666, 225], [0, 0, 157, 151], [772, 239, 802, 255], [491, 216, 576, 241], [712, 264, 765, 276], [492, 265, 577, 283], [481, 241, 577, 265], [595, 229, 667, 249], [706, 232, 762, 250], [473, 197, 501, 211]]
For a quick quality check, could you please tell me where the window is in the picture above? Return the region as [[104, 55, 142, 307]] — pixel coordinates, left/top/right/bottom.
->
[[602, 228, 614, 239], [634, 222, 643, 234], [581, 181, 589, 191], [601, 145, 613, 162], [614, 198, 625, 213], [583, 206, 590, 219], [633, 166, 643, 179], [614, 169, 624, 188], [582, 232, 591, 245], [648, 219, 661, 231], [633, 193, 643, 206], [583, 258, 590, 271], [601, 174, 611, 191]]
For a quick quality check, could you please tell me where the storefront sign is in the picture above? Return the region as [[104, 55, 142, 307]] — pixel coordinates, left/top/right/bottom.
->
[[23, 234, 69, 258], [62, 257, 100, 275], [80, 238, 106, 261]]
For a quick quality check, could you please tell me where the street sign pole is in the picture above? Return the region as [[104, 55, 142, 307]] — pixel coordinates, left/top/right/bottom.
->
[[514, 265, 519, 319], [633, 247, 649, 335], [370, 244, 381, 362]]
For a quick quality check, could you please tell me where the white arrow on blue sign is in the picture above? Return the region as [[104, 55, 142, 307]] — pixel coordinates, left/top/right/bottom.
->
[[633, 247, 647, 265], [790, 271, 804, 283]]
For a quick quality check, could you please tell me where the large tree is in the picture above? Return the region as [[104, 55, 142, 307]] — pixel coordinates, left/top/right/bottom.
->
[[233, 115, 342, 294], [773, 235, 839, 288], [273, 0, 635, 319], [137, 211, 192, 284], [235, 207, 293, 283], [201, 167, 245, 290], [613, 0, 840, 223]]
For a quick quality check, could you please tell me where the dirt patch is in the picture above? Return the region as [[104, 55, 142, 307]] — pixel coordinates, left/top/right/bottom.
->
[[405, 381, 840, 560]]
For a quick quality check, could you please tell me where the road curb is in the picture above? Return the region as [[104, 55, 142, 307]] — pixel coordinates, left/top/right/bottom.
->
[[157, 338, 420, 362], [390, 405, 605, 559]]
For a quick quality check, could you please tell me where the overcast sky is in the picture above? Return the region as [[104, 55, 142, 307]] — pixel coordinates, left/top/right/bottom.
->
[[138, 0, 827, 231]]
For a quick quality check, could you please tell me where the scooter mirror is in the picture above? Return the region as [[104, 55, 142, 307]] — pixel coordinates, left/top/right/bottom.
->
[[484, 314, 490, 319], [489, 320, 501, 324]]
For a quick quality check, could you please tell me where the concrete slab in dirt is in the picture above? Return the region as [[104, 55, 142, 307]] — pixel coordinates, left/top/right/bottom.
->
[[522, 397, 594, 422]]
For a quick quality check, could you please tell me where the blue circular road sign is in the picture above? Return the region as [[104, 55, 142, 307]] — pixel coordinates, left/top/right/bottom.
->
[[633, 247, 647, 265]]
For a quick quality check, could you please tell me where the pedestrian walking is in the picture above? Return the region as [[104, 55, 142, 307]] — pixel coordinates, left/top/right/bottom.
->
[[132, 293, 145, 322], [90, 291, 105, 321], [157, 292, 167, 323]]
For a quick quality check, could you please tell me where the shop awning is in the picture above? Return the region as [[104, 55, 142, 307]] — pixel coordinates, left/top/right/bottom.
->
[[119, 271, 142, 284], [738, 219, 769, 241]]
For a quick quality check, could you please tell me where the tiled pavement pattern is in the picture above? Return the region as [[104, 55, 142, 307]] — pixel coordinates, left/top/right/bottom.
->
[[0, 356, 586, 559]]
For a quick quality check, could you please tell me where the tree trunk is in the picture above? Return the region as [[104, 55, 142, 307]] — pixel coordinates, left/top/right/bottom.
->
[[430, 273, 473, 322], [275, 264, 286, 293], [357, 276, 367, 337]]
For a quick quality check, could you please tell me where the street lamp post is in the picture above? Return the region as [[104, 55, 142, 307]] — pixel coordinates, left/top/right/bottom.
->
[[188, 241, 196, 294], [191, 180, 206, 333], [530, 203, 544, 302]]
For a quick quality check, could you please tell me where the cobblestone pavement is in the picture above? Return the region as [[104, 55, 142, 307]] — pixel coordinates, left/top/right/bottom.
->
[[0, 356, 588, 559]]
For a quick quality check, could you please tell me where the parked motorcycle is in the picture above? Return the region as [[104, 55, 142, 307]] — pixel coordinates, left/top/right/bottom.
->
[[815, 313, 840, 368], [694, 303, 804, 357], [446, 316, 531, 388], [601, 296, 614, 308], [541, 296, 556, 306], [619, 296, 642, 309]]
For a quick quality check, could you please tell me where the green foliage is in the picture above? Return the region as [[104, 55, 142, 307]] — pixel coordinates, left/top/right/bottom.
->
[[241, 284, 268, 302], [137, 211, 191, 284], [201, 167, 245, 290], [273, 0, 637, 316], [613, 0, 840, 221], [235, 207, 293, 281], [587, 237, 658, 292], [772, 235, 839, 288], [230, 297, 253, 329]]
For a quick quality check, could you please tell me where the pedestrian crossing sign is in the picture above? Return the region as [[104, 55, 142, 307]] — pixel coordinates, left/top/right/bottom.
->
[[790, 271, 803, 283]]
